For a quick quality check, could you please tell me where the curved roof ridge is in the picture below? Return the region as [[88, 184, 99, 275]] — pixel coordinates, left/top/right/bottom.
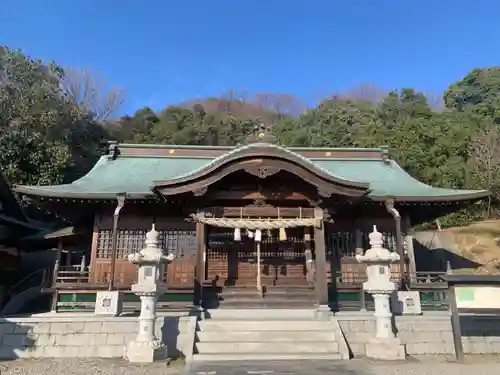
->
[[71, 156, 110, 185], [117, 142, 385, 152], [388, 160, 486, 194], [13, 155, 110, 193], [157, 142, 366, 187]]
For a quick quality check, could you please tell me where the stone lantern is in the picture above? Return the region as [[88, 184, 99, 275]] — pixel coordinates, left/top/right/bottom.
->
[[125, 224, 174, 363], [356, 225, 406, 360]]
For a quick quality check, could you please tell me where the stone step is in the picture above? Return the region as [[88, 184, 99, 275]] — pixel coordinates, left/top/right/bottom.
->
[[192, 353, 343, 361], [216, 301, 316, 309], [195, 341, 339, 354], [211, 284, 314, 294], [265, 288, 316, 294], [198, 319, 332, 331], [197, 330, 335, 342], [219, 285, 314, 294], [219, 293, 315, 299], [204, 308, 322, 319], [220, 293, 316, 301]]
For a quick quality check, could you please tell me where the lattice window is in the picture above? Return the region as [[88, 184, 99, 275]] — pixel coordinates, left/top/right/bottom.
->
[[327, 230, 397, 258], [207, 228, 232, 261], [97, 230, 114, 258], [96, 228, 197, 259], [328, 231, 356, 258], [164, 229, 197, 258]]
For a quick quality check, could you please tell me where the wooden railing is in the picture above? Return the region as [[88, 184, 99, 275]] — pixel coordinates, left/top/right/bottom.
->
[[329, 270, 449, 312], [410, 271, 448, 285], [55, 266, 90, 286]]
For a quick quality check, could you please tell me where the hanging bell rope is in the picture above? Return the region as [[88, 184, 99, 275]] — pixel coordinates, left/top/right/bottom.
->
[[255, 229, 262, 242], [277, 207, 287, 241]]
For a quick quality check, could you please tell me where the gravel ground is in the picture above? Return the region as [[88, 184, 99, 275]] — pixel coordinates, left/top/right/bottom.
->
[[1, 356, 500, 375], [0, 358, 183, 375]]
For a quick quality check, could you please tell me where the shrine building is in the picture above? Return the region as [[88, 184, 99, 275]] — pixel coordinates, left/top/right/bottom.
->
[[13, 131, 489, 310]]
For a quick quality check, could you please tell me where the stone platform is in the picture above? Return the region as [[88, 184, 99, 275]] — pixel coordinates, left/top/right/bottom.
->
[[0, 311, 499, 361]]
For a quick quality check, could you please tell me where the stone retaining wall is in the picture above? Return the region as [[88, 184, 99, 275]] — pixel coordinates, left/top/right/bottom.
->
[[338, 312, 500, 357], [0, 313, 197, 361], [2, 311, 500, 360]]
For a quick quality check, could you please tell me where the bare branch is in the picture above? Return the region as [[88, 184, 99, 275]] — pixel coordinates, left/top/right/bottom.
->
[[61, 67, 125, 121], [251, 92, 306, 117], [423, 91, 444, 110], [217, 89, 248, 113], [470, 125, 500, 217], [335, 83, 389, 104]]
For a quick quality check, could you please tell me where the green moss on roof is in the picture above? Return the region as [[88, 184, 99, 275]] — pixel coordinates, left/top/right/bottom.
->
[[14, 143, 489, 201]]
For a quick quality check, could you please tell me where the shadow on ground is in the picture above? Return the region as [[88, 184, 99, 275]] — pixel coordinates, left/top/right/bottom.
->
[[183, 360, 374, 375], [0, 316, 37, 361]]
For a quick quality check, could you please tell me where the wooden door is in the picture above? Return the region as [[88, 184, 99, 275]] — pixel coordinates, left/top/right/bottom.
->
[[205, 227, 309, 288], [261, 228, 308, 287], [206, 228, 257, 287]]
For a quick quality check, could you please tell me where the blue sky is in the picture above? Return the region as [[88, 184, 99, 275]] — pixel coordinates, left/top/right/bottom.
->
[[3, 0, 500, 115]]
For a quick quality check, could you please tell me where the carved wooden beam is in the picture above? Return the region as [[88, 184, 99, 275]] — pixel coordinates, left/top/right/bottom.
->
[[192, 186, 208, 196], [244, 166, 281, 179]]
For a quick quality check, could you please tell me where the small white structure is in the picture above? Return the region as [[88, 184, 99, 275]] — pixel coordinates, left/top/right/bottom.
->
[[356, 225, 406, 360], [391, 291, 422, 315], [125, 224, 174, 363], [95, 290, 123, 316]]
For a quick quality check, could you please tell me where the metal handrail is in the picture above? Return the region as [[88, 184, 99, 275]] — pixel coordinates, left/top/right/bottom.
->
[[5, 268, 51, 297]]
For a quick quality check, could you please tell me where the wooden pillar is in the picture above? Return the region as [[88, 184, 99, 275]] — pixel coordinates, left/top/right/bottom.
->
[[354, 220, 366, 311], [304, 227, 314, 284], [89, 213, 100, 284], [403, 215, 417, 284], [256, 240, 262, 295], [65, 248, 72, 267], [194, 219, 207, 307], [354, 220, 363, 255], [313, 207, 329, 306]]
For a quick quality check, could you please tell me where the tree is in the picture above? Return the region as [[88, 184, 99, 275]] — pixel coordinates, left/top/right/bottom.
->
[[335, 83, 388, 104], [444, 67, 500, 122], [252, 92, 306, 118], [216, 89, 247, 114], [0, 46, 110, 185], [0, 131, 70, 185], [3, 43, 500, 228], [470, 125, 500, 217], [107, 107, 159, 141], [61, 67, 125, 121]]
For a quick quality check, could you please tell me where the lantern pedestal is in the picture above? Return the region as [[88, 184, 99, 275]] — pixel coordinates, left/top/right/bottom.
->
[[125, 225, 174, 363], [356, 226, 406, 361]]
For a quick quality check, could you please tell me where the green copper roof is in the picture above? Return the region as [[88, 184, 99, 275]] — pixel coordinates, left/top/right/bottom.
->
[[13, 143, 489, 202]]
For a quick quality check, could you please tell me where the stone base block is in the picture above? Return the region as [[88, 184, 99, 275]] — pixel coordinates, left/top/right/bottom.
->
[[314, 305, 333, 321], [95, 291, 123, 316], [365, 338, 406, 361], [125, 341, 168, 363]]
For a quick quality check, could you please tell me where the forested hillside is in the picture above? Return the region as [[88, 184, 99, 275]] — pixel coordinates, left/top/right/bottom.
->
[[2, 46, 500, 227]]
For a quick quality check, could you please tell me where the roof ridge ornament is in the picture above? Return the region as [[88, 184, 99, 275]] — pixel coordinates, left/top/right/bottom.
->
[[246, 122, 276, 144], [107, 141, 119, 160], [379, 145, 390, 164]]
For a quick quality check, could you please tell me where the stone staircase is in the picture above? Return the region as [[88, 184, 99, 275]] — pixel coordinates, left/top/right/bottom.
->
[[207, 286, 317, 309], [192, 309, 349, 361]]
